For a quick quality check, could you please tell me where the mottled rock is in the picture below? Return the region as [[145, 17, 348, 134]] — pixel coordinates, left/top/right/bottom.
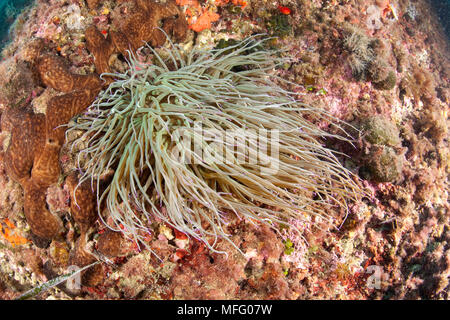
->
[[361, 115, 401, 147], [3, 42, 102, 241], [49, 240, 70, 267], [23, 181, 64, 239], [86, 0, 102, 10], [97, 230, 124, 258], [65, 174, 97, 232], [36, 54, 102, 93], [360, 146, 403, 183], [85, 0, 188, 75]]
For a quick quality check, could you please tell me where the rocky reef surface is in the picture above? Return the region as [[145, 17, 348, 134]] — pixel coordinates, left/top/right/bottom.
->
[[0, 0, 448, 300]]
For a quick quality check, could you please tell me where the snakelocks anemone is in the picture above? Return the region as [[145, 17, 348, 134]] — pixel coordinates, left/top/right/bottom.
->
[[67, 36, 365, 255]]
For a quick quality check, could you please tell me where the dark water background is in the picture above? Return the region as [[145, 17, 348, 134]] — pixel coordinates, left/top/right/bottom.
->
[[0, 0, 34, 50], [431, 0, 450, 37], [0, 0, 448, 51]]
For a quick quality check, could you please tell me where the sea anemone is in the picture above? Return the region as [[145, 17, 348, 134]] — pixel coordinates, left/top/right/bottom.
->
[[343, 26, 374, 78], [67, 36, 365, 254]]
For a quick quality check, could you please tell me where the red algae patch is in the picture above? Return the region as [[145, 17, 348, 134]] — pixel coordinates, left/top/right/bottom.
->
[[0, 0, 448, 300]]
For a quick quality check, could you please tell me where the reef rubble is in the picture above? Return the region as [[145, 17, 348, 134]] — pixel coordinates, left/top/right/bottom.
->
[[0, 0, 448, 300]]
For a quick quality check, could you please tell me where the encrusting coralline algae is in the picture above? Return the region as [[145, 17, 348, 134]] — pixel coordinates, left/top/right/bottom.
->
[[0, 0, 448, 300]]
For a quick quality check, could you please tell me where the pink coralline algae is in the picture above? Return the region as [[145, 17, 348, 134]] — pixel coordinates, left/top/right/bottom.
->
[[0, 0, 448, 300]]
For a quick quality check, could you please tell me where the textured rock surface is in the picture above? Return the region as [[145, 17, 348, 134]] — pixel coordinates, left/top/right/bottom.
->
[[0, 0, 448, 300], [85, 0, 187, 75], [2, 45, 102, 240]]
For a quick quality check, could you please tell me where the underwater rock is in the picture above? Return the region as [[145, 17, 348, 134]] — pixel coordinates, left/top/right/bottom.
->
[[359, 116, 403, 183], [69, 231, 97, 267], [85, 25, 118, 75], [96, 230, 124, 258], [0, 0, 448, 301], [85, 0, 187, 75], [86, 0, 102, 10], [372, 70, 396, 90], [3, 107, 45, 184], [367, 58, 397, 90], [0, 61, 35, 109], [360, 146, 403, 183], [65, 174, 97, 233], [23, 180, 64, 239], [361, 115, 401, 147], [266, 11, 291, 37], [2, 42, 101, 240], [35, 54, 101, 93], [69, 231, 104, 286], [49, 240, 70, 267]]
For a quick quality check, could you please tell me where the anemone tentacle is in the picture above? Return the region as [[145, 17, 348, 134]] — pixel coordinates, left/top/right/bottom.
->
[[67, 36, 365, 254]]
